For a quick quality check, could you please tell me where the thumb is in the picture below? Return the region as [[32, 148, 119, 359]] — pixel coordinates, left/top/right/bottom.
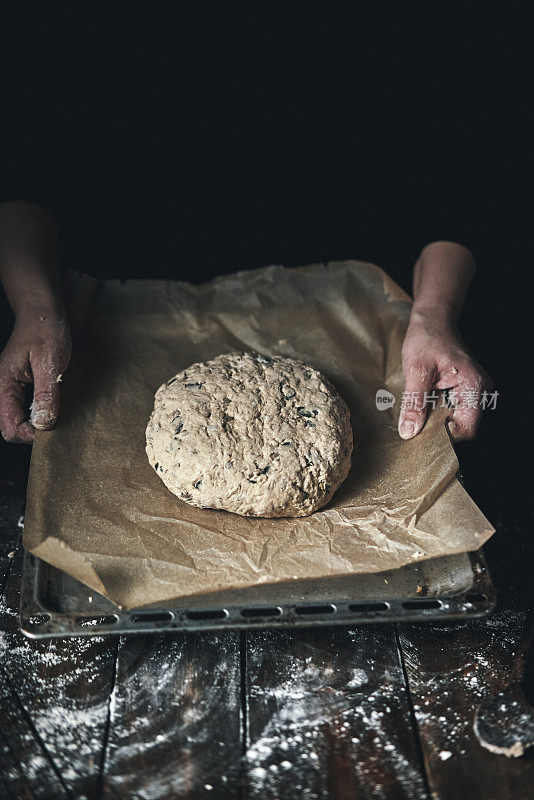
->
[[30, 355, 60, 430], [398, 360, 436, 440]]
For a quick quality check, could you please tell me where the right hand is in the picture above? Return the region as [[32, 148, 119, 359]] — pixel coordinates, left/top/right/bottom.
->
[[399, 308, 492, 442], [0, 303, 71, 443]]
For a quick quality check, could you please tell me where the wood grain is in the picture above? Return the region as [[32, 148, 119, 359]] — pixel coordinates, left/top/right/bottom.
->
[[398, 515, 534, 800], [244, 626, 428, 800], [0, 679, 69, 799], [0, 536, 117, 800], [398, 612, 534, 800], [102, 631, 243, 800]]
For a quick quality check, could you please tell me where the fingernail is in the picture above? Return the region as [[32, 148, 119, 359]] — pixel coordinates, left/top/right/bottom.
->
[[399, 420, 415, 439], [31, 409, 55, 429]]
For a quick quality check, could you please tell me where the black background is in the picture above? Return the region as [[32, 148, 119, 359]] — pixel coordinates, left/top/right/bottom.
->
[[0, 3, 532, 523]]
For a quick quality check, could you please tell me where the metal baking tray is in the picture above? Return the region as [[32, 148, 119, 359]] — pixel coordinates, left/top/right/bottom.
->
[[19, 546, 495, 639]]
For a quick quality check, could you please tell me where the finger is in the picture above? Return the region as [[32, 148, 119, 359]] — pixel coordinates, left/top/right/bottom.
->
[[0, 381, 34, 443], [449, 403, 482, 441], [448, 381, 484, 441], [30, 352, 61, 430], [398, 359, 437, 439]]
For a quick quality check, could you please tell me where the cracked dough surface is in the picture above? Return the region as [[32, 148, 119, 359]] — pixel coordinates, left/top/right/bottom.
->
[[145, 351, 353, 517]]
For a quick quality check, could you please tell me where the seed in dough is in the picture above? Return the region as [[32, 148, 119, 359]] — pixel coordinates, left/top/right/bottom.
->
[[145, 351, 353, 517]]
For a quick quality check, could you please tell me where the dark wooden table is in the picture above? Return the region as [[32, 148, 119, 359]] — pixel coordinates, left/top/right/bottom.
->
[[1, 468, 533, 800]]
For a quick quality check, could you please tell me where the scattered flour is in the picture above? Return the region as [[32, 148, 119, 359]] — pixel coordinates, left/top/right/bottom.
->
[[245, 652, 425, 797]]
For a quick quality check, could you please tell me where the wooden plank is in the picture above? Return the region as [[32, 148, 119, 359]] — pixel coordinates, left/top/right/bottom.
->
[[245, 626, 429, 800], [398, 514, 534, 800], [102, 631, 242, 800], [0, 679, 69, 799], [398, 612, 534, 800], [0, 742, 20, 800], [0, 479, 66, 798], [0, 541, 117, 800]]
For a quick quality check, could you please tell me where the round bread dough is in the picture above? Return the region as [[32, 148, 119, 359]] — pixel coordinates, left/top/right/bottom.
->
[[145, 351, 353, 517]]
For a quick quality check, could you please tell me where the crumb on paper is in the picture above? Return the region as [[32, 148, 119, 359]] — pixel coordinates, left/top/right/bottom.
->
[[56, 373, 63, 383], [88, 596, 93, 603], [416, 585, 422, 593], [7, 551, 15, 559], [384, 578, 388, 584], [439, 750, 453, 761]]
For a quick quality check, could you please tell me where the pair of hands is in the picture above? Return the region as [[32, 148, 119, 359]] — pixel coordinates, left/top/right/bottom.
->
[[0, 305, 490, 444]]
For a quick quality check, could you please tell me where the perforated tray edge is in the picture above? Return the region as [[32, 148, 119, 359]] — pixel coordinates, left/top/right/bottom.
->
[[19, 548, 495, 639]]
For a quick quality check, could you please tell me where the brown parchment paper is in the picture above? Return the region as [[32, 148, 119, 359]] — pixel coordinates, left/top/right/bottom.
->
[[23, 261, 495, 609]]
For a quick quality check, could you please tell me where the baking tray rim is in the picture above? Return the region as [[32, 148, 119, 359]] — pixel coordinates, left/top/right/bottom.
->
[[19, 547, 496, 639]]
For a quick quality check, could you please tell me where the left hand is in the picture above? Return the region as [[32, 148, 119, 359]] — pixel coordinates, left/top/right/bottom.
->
[[399, 308, 493, 441]]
